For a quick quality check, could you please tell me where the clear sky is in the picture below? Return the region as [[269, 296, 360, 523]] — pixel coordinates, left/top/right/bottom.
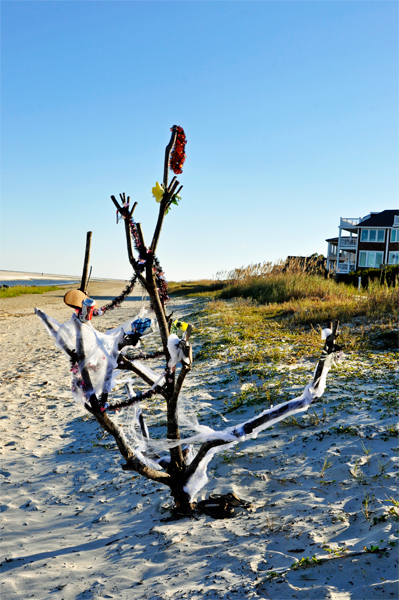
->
[[1, 0, 398, 281]]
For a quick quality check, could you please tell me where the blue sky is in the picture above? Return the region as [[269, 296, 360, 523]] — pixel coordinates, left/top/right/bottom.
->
[[1, 0, 397, 281]]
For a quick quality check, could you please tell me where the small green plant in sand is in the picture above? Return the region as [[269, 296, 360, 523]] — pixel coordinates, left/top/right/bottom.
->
[[373, 514, 388, 525], [308, 407, 327, 426], [372, 460, 391, 479], [280, 415, 306, 429], [384, 496, 399, 519], [265, 571, 279, 579], [363, 544, 380, 554], [320, 456, 333, 478], [0, 285, 60, 298], [291, 555, 321, 570], [362, 493, 375, 520], [324, 546, 349, 557], [350, 458, 365, 482], [361, 441, 373, 465]]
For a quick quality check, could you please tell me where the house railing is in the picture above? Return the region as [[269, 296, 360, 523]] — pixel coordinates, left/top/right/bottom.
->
[[340, 217, 361, 229], [339, 237, 357, 248], [337, 262, 356, 273]]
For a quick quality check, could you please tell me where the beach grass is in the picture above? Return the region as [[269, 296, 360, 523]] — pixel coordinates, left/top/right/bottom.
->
[[168, 279, 225, 296], [0, 285, 61, 298], [171, 260, 398, 325]]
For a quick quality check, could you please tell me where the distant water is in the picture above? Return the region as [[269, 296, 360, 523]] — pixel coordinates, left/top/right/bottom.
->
[[0, 279, 79, 288]]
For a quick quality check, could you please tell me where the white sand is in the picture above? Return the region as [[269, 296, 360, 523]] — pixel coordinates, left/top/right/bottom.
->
[[1, 287, 398, 599]]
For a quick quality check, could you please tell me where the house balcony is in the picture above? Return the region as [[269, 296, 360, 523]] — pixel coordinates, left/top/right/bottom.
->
[[339, 237, 357, 249], [337, 262, 356, 274], [340, 217, 360, 228]]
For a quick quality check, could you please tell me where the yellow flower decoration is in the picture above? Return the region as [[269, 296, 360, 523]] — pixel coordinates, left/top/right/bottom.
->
[[173, 319, 189, 331], [152, 182, 165, 203]]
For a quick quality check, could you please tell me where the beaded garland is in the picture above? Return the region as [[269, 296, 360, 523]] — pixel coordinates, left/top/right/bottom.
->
[[119, 204, 169, 306], [169, 126, 186, 175], [93, 273, 138, 317]]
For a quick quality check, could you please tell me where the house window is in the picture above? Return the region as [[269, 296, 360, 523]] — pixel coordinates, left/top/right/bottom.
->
[[360, 229, 385, 242], [388, 252, 399, 265], [358, 251, 384, 268], [391, 229, 399, 243]]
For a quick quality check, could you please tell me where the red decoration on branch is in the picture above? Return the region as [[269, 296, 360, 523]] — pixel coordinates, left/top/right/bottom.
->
[[169, 126, 187, 175]]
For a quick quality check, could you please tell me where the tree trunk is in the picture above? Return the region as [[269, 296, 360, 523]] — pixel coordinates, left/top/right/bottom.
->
[[169, 484, 194, 514]]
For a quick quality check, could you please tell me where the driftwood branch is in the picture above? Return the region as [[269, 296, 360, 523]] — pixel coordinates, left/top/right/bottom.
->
[[172, 364, 191, 403], [151, 127, 179, 256], [91, 408, 170, 483], [111, 194, 122, 212], [313, 320, 339, 389], [163, 126, 178, 189], [74, 317, 169, 483], [165, 364, 192, 472], [184, 322, 342, 482], [130, 202, 138, 217], [117, 354, 164, 389], [136, 223, 146, 250], [184, 439, 231, 482], [79, 231, 92, 293], [144, 259, 170, 353], [167, 389, 184, 471], [167, 175, 177, 193]]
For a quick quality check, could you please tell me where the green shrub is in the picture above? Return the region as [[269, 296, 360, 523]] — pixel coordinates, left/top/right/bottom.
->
[[336, 265, 398, 288], [0, 285, 60, 298]]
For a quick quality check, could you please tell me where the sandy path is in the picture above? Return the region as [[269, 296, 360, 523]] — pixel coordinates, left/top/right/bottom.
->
[[1, 287, 398, 599], [0, 281, 130, 316]]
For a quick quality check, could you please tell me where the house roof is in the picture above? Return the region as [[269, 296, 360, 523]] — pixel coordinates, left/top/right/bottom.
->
[[326, 237, 339, 244], [357, 210, 399, 228]]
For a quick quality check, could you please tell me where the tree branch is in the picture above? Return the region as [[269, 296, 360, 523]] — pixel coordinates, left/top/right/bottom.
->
[[87, 406, 170, 483], [145, 258, 170, 353], [184, 439, 233, 482], [163, 126, 178, 189], [73, 316, 170, 484], [167, 392, 184, 470], [172, 364, 191, 403], [167, 175, 177, 193], [150, 127, 179, 256], [117, 354, 164, 389], [313, 320, 340, 389], [136, 223, 146, 250]]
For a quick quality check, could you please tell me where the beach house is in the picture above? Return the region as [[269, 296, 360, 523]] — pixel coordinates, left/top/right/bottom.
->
[[326, 209, 399, 274]]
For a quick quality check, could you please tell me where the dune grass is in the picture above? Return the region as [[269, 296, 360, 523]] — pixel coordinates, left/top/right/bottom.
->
[[168, 279, 225, 296], [172, 260, 398, 325], [0, 285, 61, 299]]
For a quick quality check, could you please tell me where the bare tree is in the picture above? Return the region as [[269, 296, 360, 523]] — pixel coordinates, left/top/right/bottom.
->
[[36, 127, 342, 516]]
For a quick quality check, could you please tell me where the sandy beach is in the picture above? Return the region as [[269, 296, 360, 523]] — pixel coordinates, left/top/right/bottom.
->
[[1, 284, 398, 600]]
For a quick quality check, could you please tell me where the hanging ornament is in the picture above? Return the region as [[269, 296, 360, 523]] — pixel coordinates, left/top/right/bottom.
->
[[169, 126, 187, 175]]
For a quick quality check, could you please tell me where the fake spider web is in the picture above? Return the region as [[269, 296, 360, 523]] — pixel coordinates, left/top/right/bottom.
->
[[35, 307, 341, 499]]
